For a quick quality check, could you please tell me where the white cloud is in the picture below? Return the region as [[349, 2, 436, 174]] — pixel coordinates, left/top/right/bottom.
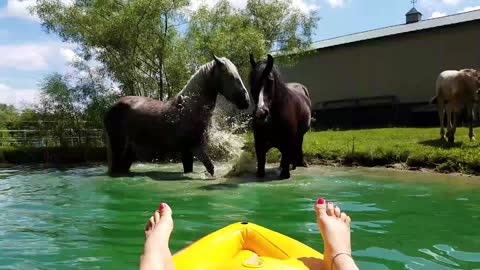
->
[[0, 0, 39, 21], [0, 43, 76, 71], [293, 0, 319, 13], [188, 0, 220, 11], [326, 0, 345, 8], [442, 0, 462, 5], [60, 48, 81, 63], [0, 83, 39, 109], [430, 11, 447, 18], [0, 0, 74, 21], [461, 5, 480, 12]]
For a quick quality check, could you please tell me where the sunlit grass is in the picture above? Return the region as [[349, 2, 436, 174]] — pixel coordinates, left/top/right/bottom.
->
[[244, 128, 480, 174]]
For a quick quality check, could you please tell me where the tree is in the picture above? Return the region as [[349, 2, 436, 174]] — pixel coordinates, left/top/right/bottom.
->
[[35, 0, 189, 99], [182, 0, 319, 77], [185, 0, 267, 76], [0, 104, 20, 146], [33, 0, 319, 98], [36, 69, 118, 146]]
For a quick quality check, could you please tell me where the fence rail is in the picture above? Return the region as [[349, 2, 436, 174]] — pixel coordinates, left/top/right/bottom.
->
[[0, 129, 105, 147]]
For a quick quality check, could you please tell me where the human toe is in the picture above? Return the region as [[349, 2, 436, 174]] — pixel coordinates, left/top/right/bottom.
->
[[334, 206, 341, 218], [154, 210, 161, 223], [340, 212, 348, 222], [326, 202, 335, 216], [315, 198, 327, 217], [346, 215, 351, 226], [159, 203, 173, 219]]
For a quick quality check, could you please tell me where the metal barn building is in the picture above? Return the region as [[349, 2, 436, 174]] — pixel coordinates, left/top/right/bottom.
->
[[281, 9, 480, 128]]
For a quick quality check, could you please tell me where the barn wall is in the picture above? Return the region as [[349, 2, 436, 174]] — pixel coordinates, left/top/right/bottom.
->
[[281, 20, 480, 107]]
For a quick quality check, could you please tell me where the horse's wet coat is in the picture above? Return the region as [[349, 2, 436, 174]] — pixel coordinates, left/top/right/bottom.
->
[[104, 56, 250, 176], [249, 54, 312, 179]]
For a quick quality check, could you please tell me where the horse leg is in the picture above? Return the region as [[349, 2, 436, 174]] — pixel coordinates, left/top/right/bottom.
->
[[193, 147, 214, 176], [121, 143, 135, 173], [279, 140, 296, 179], [255, 143, 266, 178], [279, 148, 291, 179], [106, 130, 129, 175], [181, 150, 194, 173], [295, 134, 308, 168], [437, 99, 446, 140], [467, 103, 476, 141], [446, 105, 454, 143]]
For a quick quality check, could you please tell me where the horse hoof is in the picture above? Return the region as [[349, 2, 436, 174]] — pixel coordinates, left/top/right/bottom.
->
[[279, 171, 290, 179], [471, 136, 476, 142], [256, 171, 265, 178], [448, 137, 455, 144]]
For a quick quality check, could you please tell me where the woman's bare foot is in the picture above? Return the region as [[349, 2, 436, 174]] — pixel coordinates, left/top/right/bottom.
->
[[139, 203, 175, 270], [314, 198, 359, 270]]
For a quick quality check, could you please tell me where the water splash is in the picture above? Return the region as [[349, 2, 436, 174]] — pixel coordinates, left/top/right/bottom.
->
[[206, 96, 257, 177]]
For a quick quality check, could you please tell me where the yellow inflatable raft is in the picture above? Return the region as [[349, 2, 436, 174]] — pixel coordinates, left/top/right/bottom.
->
[[173, 222, 324, 270]]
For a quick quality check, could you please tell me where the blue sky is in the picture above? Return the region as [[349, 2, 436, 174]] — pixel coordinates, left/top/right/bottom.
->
[[1, 0, 480, 108]]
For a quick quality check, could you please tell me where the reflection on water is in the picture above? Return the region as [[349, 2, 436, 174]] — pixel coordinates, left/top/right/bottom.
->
[[0, 164, 479, 270]]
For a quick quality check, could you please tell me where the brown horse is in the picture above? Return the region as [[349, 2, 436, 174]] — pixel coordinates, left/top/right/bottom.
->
[[104, 56, 250, 176], [431, 69, 480, 143], [249, 54, 312, 179]]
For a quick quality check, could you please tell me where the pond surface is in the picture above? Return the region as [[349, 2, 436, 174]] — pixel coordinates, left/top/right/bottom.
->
[[0, 164, 479, 270]]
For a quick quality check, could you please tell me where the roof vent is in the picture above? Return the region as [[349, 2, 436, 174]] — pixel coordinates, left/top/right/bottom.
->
[[406, 7, 422, 24]]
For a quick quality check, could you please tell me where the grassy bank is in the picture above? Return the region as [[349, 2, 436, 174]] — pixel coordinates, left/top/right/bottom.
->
[[245, 128, 480, 175], [2, 128, 480, 175]]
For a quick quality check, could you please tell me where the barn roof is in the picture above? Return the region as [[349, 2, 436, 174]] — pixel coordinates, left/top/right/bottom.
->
[[309, 9, 480, 51]]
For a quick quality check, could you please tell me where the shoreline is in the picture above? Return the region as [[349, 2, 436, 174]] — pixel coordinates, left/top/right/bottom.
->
[[1, 155, 479, 178], [305, 158, 480, 177], [2, 127, 480, 178], [2, 159, 480, 185]]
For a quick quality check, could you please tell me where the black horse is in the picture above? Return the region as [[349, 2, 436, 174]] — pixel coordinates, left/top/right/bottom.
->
[[249, 54, 312, 179], [104, 56, 250, 176]]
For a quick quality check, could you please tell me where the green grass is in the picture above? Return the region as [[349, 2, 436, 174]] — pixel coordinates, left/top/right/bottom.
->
[[244, 128, 480, 175]]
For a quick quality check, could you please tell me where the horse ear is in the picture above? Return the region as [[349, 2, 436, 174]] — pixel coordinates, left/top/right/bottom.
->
[[262, 54, 274, 79], [213, 54, 223, 65], [249, 53, 256, 68]]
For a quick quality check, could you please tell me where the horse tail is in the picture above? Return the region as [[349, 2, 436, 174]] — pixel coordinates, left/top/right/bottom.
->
[[430, 95, 438, 104]]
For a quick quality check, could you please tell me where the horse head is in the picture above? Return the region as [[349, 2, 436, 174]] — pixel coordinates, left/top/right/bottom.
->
[[249, 54, 275, 122], [212, 55, 250, 110]]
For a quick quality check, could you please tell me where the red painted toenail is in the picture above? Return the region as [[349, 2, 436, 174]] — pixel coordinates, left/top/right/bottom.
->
[[317, 198, 325, 204], [159, 203, 165, 210]]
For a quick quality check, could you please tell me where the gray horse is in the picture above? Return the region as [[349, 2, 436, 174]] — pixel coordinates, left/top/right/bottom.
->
[[104, 56, 250, 176]]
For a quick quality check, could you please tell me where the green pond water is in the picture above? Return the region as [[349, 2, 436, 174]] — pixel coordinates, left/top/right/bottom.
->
[[0, 163, 479, 270]]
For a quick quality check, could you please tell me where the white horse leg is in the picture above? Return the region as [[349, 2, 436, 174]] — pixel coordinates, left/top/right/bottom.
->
[[438, 99, 446, 140], [467, 103, 475, 141], [446, 105, 454, 143]]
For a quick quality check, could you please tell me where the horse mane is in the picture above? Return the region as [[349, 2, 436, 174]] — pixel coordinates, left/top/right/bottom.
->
[[177, 60, 216, 98], [254, 60, 285, 84]]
